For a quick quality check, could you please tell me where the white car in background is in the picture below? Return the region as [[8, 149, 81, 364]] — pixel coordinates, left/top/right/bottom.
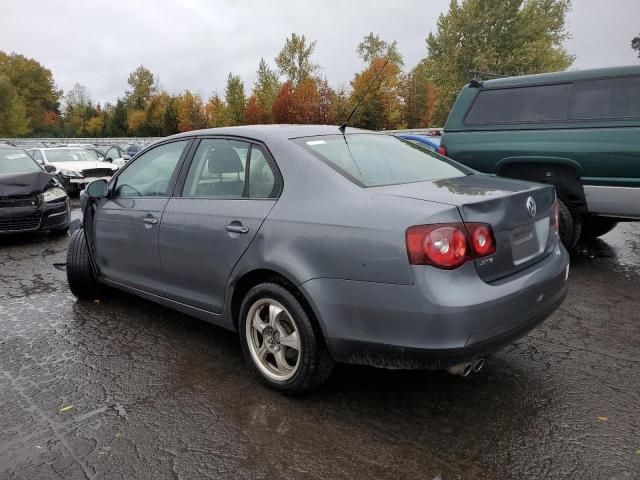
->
[[27, 147, 119, 194]]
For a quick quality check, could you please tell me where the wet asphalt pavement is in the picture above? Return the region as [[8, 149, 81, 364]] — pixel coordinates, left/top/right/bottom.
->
[[0, 202, 639, 480]]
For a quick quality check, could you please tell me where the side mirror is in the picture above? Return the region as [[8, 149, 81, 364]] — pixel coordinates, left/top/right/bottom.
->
[[86, 179, 109, 198], [44, 164, 56, 173]]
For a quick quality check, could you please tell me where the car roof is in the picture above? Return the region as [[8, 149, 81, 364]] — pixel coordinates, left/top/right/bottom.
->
[[480, 65, 640, 89], [165, 124, 373, 143]]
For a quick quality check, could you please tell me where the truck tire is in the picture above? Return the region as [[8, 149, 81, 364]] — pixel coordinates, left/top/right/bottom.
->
[[581, 216, 618, 239], [558, 197, 582, 251], [66, 229, 104, 299]]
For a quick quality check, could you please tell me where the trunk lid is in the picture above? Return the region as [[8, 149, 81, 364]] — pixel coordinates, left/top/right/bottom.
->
[[376, 174, 557, 282]]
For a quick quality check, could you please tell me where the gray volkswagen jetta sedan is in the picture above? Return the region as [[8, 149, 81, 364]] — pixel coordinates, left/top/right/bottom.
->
[[67, 125, 569, 393]]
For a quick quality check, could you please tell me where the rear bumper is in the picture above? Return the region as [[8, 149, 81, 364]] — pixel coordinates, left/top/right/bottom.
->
[[301, 242, 569, 369]]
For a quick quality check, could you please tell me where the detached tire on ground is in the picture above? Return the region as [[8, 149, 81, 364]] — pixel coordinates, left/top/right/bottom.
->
[[66, 229, 103, 299], [581, 216, 618, 239], [558, 197, 582, 251], [239, 282, 334, 394]]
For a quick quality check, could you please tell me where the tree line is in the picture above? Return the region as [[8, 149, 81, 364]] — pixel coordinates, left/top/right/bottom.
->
[[0, 0, 578, 138]]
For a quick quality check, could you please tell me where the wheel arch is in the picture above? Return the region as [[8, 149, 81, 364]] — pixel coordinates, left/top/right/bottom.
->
[[496, 156, 587, 211], [227, 268, 329, 346]]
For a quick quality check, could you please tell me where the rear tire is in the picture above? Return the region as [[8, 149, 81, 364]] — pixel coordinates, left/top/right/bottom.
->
[[239, 282, 334, 394], [558, 197, 582, 251], [581, 216, 618, 239], [66, 229, 104, 299]]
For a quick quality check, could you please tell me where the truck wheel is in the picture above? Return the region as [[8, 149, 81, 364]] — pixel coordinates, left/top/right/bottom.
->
[[558, 198, 582, 251], [66, 229, 104, 299], [581, 216, 618, 239], [239, 282, 334, 394]]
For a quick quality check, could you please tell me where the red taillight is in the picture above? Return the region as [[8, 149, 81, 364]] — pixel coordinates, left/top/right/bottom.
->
[[550, 200, 560, 236], [437, 145, 447, 156], [466, 223, 496, 257], [406, 223, 496, 269]]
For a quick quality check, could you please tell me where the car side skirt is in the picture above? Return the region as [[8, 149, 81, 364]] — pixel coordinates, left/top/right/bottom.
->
[[100, 277, 233, 330]]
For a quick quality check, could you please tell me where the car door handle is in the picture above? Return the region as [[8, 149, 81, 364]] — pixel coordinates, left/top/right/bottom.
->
[[225, 224, 249, 234], [143, 217, 158, 225]]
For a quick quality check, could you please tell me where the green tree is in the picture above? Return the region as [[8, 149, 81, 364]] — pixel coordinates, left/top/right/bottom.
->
[[275, 33, 319, 86], [632, 34, 640, 58], [225, 73, 246, 125], [104, 99, 128, 136], [62, 83, 95, 136], [145, 92, 172, 135], [253, 58, 280, 122], [0, 51, 60, 135], [175, 90, 206, 132], [205, 94, 230, 127], [357, 33, 404, 66], [348, 58, 403, 130], [126, 65, 156, 110], [424, 0, 574, 125], [0, 75, 30, 136]]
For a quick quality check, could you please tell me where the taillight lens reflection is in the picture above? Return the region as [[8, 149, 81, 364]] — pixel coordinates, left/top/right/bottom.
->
[[550, 200, 560, 236], [466, 223, 496, 257]]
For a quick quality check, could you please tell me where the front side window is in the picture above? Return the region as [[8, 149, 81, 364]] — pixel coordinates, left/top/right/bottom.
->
[[465, 84, 573, 124], [113, 140, 188, 198], [569, 77, 640, 120], [0, 149, 42, 174], [29, 150, 43, 163], [295, 134, 469, 187], [105, 147, 120, 161]]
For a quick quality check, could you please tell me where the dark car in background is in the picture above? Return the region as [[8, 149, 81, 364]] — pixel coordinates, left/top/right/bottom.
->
[[0, 146, 70, 234], [67, 125, 568, 393], [440, 66, 640, 249]]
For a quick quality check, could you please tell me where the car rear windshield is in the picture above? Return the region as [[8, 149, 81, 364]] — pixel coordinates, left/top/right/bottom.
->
[[0, 149, 42, 174], [45, 149, 95, 162], [294, 134, 469, 187]]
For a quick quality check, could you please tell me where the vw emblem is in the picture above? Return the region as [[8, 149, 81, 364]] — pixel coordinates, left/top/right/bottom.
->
[[526, 196, 537, 217]]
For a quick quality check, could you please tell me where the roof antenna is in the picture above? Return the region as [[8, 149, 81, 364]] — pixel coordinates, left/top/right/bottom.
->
[[339, 58, 390, 133]]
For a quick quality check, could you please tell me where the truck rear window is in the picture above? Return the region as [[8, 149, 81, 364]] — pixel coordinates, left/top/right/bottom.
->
[[465, 84, 572, 124], [295, 134, 469, 187], [569, 77, 640, 120]]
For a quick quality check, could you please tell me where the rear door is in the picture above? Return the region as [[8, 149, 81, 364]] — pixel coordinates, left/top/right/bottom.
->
[[159, 138, 281, 313], [92, 139, 191, 294]]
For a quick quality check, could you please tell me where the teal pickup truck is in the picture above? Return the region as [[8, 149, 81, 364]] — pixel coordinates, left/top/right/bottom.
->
[[440, 66, 640, 249]]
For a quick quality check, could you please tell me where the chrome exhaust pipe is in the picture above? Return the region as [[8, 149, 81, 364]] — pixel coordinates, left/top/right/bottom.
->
[[472, 358, 485, 373], [447, 362, 473, 377]]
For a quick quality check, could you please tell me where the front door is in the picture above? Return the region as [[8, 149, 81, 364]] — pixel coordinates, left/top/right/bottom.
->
[[93, 140, 190, 295], [159, 138, 280, 312]]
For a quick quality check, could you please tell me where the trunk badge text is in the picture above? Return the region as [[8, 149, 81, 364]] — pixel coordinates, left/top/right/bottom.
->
[[526, 196, 537, 217]]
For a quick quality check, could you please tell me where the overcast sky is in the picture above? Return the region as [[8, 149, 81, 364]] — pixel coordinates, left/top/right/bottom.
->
[[1, 0, 638, 105]]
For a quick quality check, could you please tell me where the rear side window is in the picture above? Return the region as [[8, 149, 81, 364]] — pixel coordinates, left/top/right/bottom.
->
[[569, 77, 640, 120], [182, 139, 279, 198], [465, 84, 572, 124], [295, 134, 469, 187]]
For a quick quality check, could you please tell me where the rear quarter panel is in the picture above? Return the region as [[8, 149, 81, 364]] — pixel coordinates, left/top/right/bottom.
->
[[228, 138, 463, 287]]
